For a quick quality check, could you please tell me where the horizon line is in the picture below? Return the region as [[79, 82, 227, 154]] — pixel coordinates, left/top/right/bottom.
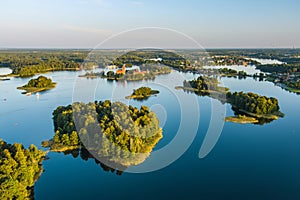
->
[[0, 47, 299, 51]]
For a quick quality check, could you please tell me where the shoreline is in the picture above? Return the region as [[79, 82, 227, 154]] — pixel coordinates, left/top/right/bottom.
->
[[17, 83, 56, 94], [225, 115, 259, 124]]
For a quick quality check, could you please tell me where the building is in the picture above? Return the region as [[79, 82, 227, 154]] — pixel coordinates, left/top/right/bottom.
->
[[103, 64, 148, 76], [116, 64, 126, 75]]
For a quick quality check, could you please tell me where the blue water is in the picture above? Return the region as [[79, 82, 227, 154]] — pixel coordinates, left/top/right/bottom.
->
[[0, 68, 300, 199]]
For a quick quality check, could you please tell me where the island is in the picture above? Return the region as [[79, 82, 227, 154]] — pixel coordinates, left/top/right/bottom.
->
[[79, 64, 171, 81], [17, 75, 56, 94], [125, 86, 159, 100], [178, 75, 284, 124], [0, 139, 45, 200], [175, 75, 229, 102], [42, 100, 163, 169], [226, 91, 284, 120]]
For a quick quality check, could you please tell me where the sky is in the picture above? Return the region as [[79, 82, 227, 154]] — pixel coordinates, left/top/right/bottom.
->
[[0, 0, 299, 48]]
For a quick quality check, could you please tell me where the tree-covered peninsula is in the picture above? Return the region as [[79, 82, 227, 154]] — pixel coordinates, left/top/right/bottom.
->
[[0, 140, 45, 200], [17, 75, 56, 94], [178, 75, 284, 124], [43, 100, 162, 168], [126, 86, 159, 100]]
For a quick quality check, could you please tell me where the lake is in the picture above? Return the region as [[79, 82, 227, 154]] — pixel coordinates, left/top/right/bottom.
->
[[0, 68, 300, 199]]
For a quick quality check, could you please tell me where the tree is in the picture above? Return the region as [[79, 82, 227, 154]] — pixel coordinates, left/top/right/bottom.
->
[[70, 131, 79, 146], [61, 134, 70, 145], [0, 140, 45, 200]]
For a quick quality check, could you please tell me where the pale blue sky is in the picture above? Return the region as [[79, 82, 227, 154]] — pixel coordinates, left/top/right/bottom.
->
[[0, 0, 299, 48]]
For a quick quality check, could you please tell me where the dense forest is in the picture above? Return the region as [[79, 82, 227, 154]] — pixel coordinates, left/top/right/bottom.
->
[[256, 64, 300, 73], [226, 92, 281, 115], [112, 49, 190, 70], [2, 51, 85, 77], [46, 100, 162, 167], [0, 50, 120, 77], [21, 76, 55, 88], [183, 76, 229, 93], [17, 75, 56, 93], [0, 140, 45, 200]]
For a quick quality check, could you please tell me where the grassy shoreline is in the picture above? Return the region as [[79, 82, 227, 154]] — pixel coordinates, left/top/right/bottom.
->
[[225, 115, 259, 124], [232, 106, 283, 120], [41, 140, 79, 152], [17, 83, 56, 94]]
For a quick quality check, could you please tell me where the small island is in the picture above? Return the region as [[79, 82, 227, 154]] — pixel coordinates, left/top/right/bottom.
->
[[176, 75, 229, 102], [17, 75, 56, 94], [0, 139, 45, 200], [226, 91, 284, 121], [42, 100, 163, 169], [126, 86, 159, 100], [180, 76, 228, 93]]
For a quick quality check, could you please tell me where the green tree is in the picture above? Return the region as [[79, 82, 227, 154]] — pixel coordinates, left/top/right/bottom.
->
[[70, 131, 79, 146]]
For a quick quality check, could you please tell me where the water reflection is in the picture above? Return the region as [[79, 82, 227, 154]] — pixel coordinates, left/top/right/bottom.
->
[[60, 148, 126, 175]]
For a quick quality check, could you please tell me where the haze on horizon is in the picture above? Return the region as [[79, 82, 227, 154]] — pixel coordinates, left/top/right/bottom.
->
[[0, 0, 299, 49]]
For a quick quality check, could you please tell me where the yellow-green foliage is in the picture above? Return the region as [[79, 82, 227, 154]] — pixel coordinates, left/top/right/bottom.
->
[[22, 76, 54, 88], [51, 100, 162, 165], [0, 140, 45, 200], [183, 76, 228, 92], [226, 91, 280, 115]]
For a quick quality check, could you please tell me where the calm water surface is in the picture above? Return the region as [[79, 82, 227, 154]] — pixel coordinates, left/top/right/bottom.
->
[[0, 68, 300, 199]]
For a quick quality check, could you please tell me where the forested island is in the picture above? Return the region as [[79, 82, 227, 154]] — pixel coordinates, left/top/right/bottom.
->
[[175, 76, 229, 102], [0, 139, 45, 200], [178, 75, 284, 124], [17, 75, 56, 94], [80, 65, 171, 81], [126, 87, 159, 100], [226, 91, 284, 120], [42, 100, 163, 168]]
